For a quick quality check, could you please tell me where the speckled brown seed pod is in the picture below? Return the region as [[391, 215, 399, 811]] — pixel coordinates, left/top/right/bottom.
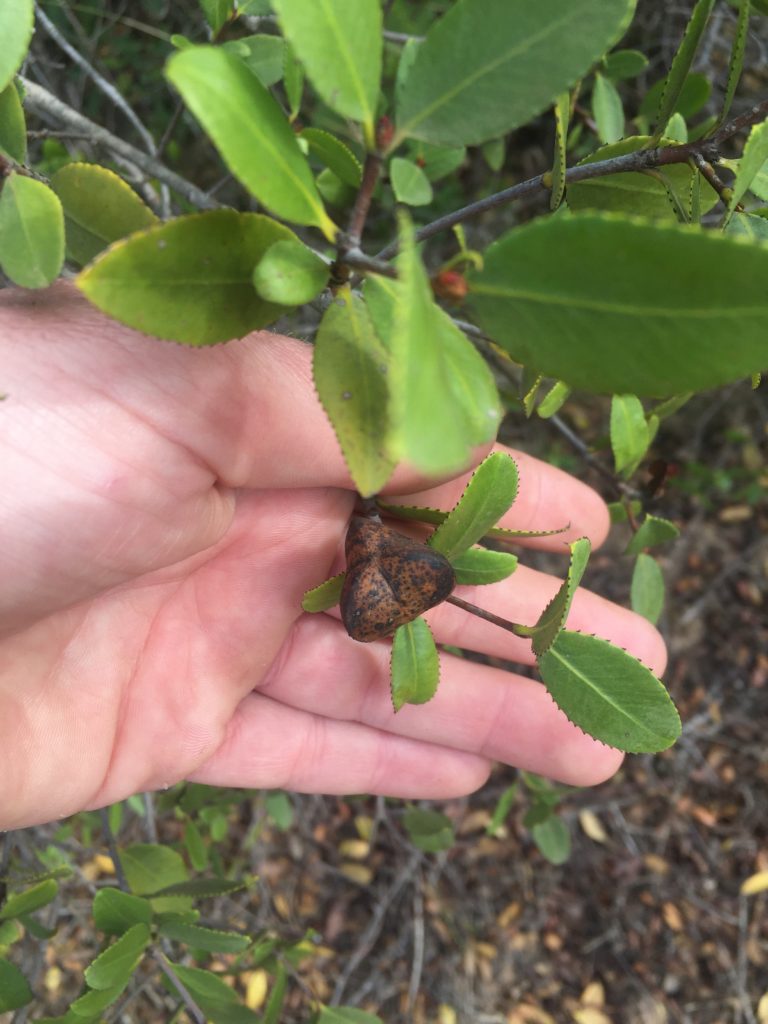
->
[[340, 515, 456, 643]]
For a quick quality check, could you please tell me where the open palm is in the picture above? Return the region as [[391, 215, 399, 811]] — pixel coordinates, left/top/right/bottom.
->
[[0, 285, 664, 830]]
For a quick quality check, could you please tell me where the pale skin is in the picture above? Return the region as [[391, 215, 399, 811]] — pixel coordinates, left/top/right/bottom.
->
[[0, 283, 666, 831]]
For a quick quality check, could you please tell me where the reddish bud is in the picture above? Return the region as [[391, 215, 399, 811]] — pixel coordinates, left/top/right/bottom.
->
[[376, 115, 395, 151], [431, 269, 468, 304]]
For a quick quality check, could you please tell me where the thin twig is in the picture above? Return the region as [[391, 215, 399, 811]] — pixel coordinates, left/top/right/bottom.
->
[[445, 594, 527, 636], [151, 949, 208, 1024], [375, 101, 768, 259], [19, 77, 220, 211], [406, 884, 426, 1014], [99, 807, 129, 891]]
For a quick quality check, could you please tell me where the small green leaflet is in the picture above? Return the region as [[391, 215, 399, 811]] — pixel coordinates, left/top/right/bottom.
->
[[302, 573, 345, 612], [317, 1008, 385, 1024], [378, 500, 565, 543], [390, 617, 440, 711], [602, 49, 648, 80], [224, 34, 285, 86], [717, 0, 749, 129], [121, 843, 188, 895], [402, 807, 455, 852], [450, 548, 518, 586], [93, 888, 153, 936], [146, 878, 247, 898], [468, 213, 768, 396], [0, 80, 26, 163], [486, 783, 518, 834], [0, 879, 58, 921], [84, 922, 150, 990], [428, 452, 519, 560], [77, 211, 296, 346], [272, 0, 381, 147], [631, 552, 665, 625], [591, 72, 624, 144], [651, 0, 716, 143], [165, 961, 261, 1022], [0, 0, 33, 94], [158, 917, 251, 953], [536, 381, 571, 418], [390, 157, 433, 206], [166, 46, 335, 239], [313, 287, 395, 497], [199, 0, 233, 35], [51, 162, 157, 266], [537, 630, 680, 752], [393, 0, 636, 148], [625, 514, 680, 555], [528, 537, 591, 658], [532, 816, 571, 865], [69, 982, 128, 1016], [0, 174, 64, 288], [300, 127, 362, 187], [253, 238, 329, 305], [550, 92, 569, 211], [725, 118, 768, 226], [727, 212, 768, 243], [0, 958, 33, 1012], [610, 394, 649, 476]]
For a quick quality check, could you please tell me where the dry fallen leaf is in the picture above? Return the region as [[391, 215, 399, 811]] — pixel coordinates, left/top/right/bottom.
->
[[741, 871, 768, 896], [579, 810, 608, 843]]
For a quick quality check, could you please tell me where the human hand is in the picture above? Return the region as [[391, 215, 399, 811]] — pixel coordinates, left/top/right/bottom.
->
[[0, 284, 665, 831]]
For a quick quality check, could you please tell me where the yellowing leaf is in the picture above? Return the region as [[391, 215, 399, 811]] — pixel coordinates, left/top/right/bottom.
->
[[244, 969, 269, 1010], [741, 870, 768, 896]]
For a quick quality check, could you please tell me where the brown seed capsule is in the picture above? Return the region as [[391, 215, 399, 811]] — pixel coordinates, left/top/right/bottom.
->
[[340, 516, 456, 643]]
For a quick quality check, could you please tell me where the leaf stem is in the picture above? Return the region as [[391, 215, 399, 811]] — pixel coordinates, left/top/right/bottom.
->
[[445, 594, 529, 637], [345, 152, 383, 251]]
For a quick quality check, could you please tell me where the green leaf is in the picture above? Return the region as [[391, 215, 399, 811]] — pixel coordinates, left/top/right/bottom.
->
[[641, 73, 711, 126], [394, 0, 636, 147], [591, 72, 624, 144], [147, 878, 247, 898], [165, 46, 335, 239], [164, 962, 262, 1023], [536, 380, 571, 418], [183, 818, 209, 872], [300, 127, 362, 187], [69, 982, 128, 1017], [610, 394, 649, 476], [0, 174, 64, 288], [651, 0, 715, 141], [0, 879, 58, 921], [402, 808, 454, 852], [625, 514, 680, 555], [567, 137, 718, 221], [313, 286, 395, 497], [0, 957, 33, 1012], [158, 917, 250, 953], [77, 210, 296, 346], [224, 35, 285, 86], [481, 137, 506, 173], [663, 112, 688, 144], [253, 238, 329, 305], [602, 49, 648, 80], [537, 630, 681, 752], [532, 816, 571, 865], [529, 538, 591, 658], [428, 452, 519, 561], [468, 213, 768, 397], [408, 141, 466, 183], [390, 157, 433, 206], [93, 889, 153, 936], [283, 41, 304, 120], [199, 0, 233, 34], [84, 923, 150, 991], [0, 80, 26, 162], [390, 618, 440, 711], [272, 0, 381, 146], [726, 211, 768, 243], [316, 167, 355, 208], [121, 844, 188, 896], [370, 218, 501, 474], [263, 963, 287, 1024], [0, 0, 33, 93], [302, 572, 345, 612], [50, 162, 157, 266], [718, 0, 748, 125], [550, 92, 569, 211], [450, 548, 518, 586], [486, 783, 518, 834], [265, 790, 294, 830], [726, 118, 768, 225], [631, 553, 665, 625], [0, 919, 23, 950], [317, 1008, 385, 1024]]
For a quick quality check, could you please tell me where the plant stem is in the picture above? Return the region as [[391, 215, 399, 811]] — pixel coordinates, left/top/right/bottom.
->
[[345, 152, 383, 251], [446, 594, 528, 636]]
